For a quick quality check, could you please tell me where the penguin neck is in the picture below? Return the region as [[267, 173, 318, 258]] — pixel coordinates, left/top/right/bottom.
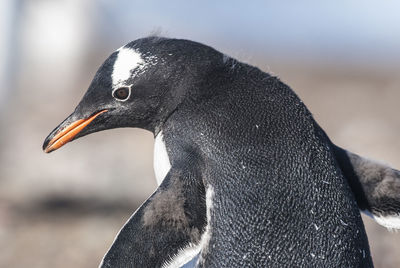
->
[[153, 131, 172, 185]]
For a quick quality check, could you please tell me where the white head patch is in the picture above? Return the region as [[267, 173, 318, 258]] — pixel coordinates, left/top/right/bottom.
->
[[112, 47, 145, 87]]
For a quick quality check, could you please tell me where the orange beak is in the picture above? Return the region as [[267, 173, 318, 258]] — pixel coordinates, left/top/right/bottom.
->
[[44, 110, 108, 153]]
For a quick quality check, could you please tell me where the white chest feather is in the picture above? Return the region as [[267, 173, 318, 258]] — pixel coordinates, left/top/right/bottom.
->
[[153, 132, 172, 185], [373, 214, 400, 230]]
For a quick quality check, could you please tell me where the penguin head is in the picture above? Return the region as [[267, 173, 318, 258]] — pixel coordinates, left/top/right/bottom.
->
[[43, 37, 222, 153]]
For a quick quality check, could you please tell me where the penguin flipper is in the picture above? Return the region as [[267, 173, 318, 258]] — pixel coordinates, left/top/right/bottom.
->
[[333, 144, 400, 230], [100, 166, 206, 268]]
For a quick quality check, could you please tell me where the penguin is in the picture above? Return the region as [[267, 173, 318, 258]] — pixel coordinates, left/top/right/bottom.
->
[[333, 145, 400, 230], [42, 36, 400, 267]]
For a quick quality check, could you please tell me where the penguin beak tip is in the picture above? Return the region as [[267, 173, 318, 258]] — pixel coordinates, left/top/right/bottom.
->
[[42, 109, 108, 153]]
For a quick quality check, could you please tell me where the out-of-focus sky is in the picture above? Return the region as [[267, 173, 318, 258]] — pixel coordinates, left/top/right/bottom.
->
[[1, 1, 400, 267], [98, 0, 400, 63]]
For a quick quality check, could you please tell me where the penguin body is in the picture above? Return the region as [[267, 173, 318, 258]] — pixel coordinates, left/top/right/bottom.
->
[[151, 61, 371, 267], [43, 37, 400, 267]]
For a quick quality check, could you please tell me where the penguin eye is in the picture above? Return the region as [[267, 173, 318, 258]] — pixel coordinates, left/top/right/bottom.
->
[[112, 86, 131, 101]]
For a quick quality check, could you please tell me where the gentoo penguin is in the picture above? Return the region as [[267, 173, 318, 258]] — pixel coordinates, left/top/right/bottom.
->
[[43, 37, 400, 267]]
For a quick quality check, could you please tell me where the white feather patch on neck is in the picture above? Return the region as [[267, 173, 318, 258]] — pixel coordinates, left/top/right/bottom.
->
[[154, 131, 172, 185], [112, 47, 144, 87]]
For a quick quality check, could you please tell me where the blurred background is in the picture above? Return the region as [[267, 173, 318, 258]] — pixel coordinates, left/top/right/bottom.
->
[[0, 0, 399, 267]]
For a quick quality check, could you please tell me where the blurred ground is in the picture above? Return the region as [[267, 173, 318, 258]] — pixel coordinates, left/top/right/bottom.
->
[[0, 59, 399, 267]]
